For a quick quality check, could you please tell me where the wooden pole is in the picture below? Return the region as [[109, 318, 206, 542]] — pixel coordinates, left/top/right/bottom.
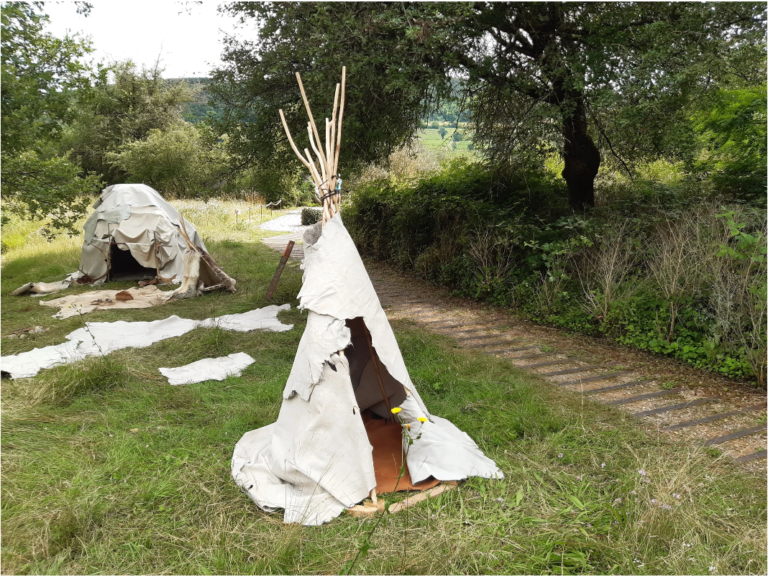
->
[[295, 72, 329, 172], [266, 241, 295, 300]]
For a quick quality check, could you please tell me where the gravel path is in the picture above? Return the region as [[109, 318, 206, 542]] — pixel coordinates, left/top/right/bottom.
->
[[260, 209, 313, 233]]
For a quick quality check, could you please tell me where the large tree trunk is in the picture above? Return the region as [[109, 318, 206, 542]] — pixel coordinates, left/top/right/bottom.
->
[[561, 96, 601, 211]]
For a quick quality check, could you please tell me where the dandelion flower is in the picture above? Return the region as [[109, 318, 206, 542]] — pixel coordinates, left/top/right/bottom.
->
[[406, 424, 411, 430], [391, 407, 401, 414], [418, 417, 428, 423]]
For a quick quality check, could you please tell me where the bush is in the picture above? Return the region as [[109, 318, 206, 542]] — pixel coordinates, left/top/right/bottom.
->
[[301, 208, 322, 226], [346, 160, 767, 386]]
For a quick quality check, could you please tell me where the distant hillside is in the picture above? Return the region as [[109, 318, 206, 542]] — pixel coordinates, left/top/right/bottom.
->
[[168, 77, 223, 123]]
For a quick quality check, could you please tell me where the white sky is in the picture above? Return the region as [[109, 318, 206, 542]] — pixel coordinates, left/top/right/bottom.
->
[[43, 1, 258, 78]]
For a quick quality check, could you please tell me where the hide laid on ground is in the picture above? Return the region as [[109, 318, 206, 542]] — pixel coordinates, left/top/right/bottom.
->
[[231, 68, 502, 526]]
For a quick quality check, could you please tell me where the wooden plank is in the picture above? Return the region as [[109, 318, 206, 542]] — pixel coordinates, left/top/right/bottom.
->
[[456, 332, 515, 342], [522, 359, 579, 369], [465, 339, 523, 349], [420, 316, 507, 326], [433, 322, 509, 332], [485, 346, 538, 355], [608, 388, 681, 405], [633, 398, 717, 418], [387, 482, 458, 514], [734, 450, 767, 463], [586, 379, 652, 395], [702, 424, 767, 446], [265, 241, 295, 301], [558, 372, 632, 387], [512, 352, 551, 360], [542, 365, 603, 377], [661, 404, 766, 432]]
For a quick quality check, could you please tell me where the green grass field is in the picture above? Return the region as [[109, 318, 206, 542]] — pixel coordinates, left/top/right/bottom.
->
[[1, 202, 766, 574], [417, 128, 474, 152]]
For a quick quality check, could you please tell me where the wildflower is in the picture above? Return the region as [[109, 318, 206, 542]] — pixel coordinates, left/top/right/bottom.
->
[[662, 504, 672, 511], [651, 499, 658, 504], [497, 497, 504, 503], [630, 490, 637, 495], [673, 493, 681, 499], [709, 566, 716, 573], [558, 453, 563, 458], [406, 424, 411, 430], [586, 523, 593, 528], [601, 462, 606, 469], [576, 475, 583, 481], [638, 469, 647, 476], [613, 498, 622, 505], [418, 417, 428, 423], [613, 521, 619, 525], [391, 407, 401, 414]]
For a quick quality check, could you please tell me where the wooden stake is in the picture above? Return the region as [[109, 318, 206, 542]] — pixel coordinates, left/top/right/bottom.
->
[[266, 241, 295, 300]]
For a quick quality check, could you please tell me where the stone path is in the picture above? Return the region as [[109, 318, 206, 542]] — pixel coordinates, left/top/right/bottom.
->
[[261, 237, 767, 469]]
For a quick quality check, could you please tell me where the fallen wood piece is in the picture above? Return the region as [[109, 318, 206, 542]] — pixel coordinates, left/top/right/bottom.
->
[[346, 499, 386, 517], [266, 241, 295, 300], [388, 482, 458, 514]]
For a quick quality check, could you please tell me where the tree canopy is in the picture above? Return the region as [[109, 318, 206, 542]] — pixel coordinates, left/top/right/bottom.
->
[[212, 1, 766, 209], [1, 1, 103, 232]]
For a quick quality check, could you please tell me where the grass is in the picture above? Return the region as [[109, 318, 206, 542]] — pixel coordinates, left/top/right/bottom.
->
[[2, 203, 766, 574], [417, 128, 474, 153]]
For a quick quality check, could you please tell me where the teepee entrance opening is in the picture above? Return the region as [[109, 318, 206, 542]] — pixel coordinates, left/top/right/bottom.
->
[[345, 317, 439, 493], [109, 242, 156, 281]]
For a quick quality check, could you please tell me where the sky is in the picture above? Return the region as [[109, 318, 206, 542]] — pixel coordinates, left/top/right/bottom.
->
[[44, 1, 258, 78]]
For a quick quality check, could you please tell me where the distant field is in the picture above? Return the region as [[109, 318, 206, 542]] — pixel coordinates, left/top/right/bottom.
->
[[417, 128, 474, 152]]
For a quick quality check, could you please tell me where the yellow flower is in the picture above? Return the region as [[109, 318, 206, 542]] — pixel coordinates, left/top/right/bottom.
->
[[417, 417, 428, 423], [406, 424, 411, 430], [391, 407, 401, 414]]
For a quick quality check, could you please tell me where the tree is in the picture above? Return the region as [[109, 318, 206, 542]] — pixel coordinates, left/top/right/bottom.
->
[[1, 2, 103, 233], [211, 2, 457, 175], [106, 123, 228, 197], [439, 126, 447, 140], [214, 2, 765, 210], [63, 61, 194, 183]]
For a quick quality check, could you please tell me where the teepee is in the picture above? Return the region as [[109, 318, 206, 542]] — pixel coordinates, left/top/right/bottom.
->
[[231, 68, 502, 526]]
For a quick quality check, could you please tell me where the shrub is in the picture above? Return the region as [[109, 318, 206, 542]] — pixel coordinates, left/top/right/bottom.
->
[[301, 208, 322, 226], [346, 161, 767, 386]]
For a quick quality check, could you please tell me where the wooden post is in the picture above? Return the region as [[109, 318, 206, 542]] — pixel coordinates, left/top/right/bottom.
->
[[266, 241, 295, 300]]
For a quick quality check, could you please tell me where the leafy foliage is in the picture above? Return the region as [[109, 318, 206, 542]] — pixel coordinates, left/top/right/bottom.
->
[[105, 123, 228, 197], [1, 2, 103, 234], [346, 161, 767, 384], [63, 61, 195, 183], [213, 2, 766, 209]]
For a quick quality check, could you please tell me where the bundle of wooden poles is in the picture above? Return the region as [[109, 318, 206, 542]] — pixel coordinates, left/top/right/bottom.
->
[[279, 67, 346, 226]]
